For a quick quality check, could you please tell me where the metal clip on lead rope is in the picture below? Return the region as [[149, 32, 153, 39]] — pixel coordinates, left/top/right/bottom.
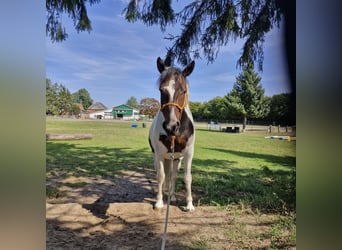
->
[[161, 136, 175, 250]]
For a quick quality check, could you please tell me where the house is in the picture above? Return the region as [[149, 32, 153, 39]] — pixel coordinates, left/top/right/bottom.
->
[[88, 108, 114, 119], [87, 102, 111, 119], [87, 102, 108, 113], [112, 104, 140, 120]]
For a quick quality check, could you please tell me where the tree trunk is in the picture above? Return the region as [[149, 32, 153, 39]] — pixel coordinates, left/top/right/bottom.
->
[[242, 115, 247, 132], [46, 134, 92, 140]]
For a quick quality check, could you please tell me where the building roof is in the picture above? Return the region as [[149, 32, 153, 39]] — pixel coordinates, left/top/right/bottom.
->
[[112, 104, 139, 116], [112, 104, 135, 110], [87, 102, 108, 110]]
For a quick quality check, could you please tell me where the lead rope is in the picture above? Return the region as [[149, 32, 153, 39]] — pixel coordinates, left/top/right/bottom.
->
[[161, 135, 175, 250]]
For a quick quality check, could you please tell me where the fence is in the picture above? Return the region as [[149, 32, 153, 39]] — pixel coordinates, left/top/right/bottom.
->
[[195, 121, 296, 135]]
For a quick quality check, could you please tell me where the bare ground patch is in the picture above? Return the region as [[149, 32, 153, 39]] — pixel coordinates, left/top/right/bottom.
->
[[46, 168, 295, 249]]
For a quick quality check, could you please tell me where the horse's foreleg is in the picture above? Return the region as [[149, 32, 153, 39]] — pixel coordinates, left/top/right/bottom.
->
[[155, 160, 165, 209], [184, 155, 195, 211], [170, 159, 180, 202]]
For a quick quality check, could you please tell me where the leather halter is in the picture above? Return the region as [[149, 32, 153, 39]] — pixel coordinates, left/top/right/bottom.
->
[[160, 91, 188, 112]]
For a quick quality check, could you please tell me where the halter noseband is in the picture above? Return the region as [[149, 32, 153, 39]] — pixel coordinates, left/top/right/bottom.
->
[[160, 91, 188, 112]]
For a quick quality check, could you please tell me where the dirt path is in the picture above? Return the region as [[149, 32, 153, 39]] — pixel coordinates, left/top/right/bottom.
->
[[46, 168, 293, 249]]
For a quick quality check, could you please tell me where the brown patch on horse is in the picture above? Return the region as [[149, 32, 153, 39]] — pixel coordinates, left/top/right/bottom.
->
[[159, 111, 194, 153]]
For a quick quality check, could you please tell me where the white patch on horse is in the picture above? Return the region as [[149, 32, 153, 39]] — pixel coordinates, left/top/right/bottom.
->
[[169, 106, 178, 125], [165, 79, 176, 102]]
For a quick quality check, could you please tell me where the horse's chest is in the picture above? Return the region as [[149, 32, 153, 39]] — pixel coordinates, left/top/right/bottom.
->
[[158, 134, 188, 153]]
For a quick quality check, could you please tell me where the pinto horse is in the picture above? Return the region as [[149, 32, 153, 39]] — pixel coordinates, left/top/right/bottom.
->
[[149, 57, 195, 211]]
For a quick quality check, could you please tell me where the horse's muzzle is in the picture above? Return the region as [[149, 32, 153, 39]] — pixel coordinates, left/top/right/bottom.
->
[[163, 121, 180, 135]]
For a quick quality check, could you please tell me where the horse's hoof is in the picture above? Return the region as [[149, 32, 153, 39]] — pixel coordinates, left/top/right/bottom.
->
[[153, 206, 163, 212], [154, 201, 164, 211], [185, 203, 195, 212]]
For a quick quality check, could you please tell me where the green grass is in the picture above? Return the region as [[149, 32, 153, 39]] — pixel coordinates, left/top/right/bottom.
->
[[46, 186, 65, 198], [184, 239, 209, 250], [270, 215, 296, 248], [46, 117, 296, 213]]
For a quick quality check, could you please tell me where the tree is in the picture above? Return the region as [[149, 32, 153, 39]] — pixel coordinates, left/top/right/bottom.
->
[[46, 78, 74, 115], [126, 96, 139, 109], [57, 84, 73, 115], [46, 0, 101, 42], [70, 103, 81, 116], [72, 88, 93, 109], [267, 93, 293, 125], [206, 96, 230, 121], [225, 63, 269, 132], [139, 97, 160, 117], [46, 78, 58, 115], [46, 0, 292, 71], [189, 101, 205, 121], [123, 0, 287, 70]]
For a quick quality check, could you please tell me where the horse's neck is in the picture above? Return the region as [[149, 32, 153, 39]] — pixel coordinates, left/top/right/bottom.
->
[[182, 104, 194, 123]]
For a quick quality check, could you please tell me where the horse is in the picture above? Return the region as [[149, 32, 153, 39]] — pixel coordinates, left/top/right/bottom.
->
[[149, 57, 196, 211]]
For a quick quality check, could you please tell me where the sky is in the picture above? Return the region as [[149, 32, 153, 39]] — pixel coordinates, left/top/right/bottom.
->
[[46, 0, 291, 109]]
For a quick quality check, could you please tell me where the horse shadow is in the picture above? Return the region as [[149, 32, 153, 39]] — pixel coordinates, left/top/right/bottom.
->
[[46, 142, 158, 219], [81, 168, 158, 219]]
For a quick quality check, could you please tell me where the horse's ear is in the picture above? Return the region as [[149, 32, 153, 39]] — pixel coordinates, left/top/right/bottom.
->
[[183, 61, 195, 77], [157, 57, 165, 73]]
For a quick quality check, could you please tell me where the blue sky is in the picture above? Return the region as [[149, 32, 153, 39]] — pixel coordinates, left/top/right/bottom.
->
[[46, 0, 291, 109]]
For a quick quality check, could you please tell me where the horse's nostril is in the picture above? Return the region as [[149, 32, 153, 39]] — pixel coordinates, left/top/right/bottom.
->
[[172, 125, 178, 133], [172, 122, 180, 133], [163, 121, 180, 135]]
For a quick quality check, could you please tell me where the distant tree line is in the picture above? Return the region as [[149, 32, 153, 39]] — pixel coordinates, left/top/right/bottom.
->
[[46, 78, 93, 115], [133, 92, 293, 126], [189, 93, 293, 126]]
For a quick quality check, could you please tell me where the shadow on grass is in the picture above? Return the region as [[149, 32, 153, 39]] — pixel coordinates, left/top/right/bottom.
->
[[188, 149, 295, 214], [46, 141, 153, 177], [46, 141, 295, 214], [204, 147, 296, 168], [47, 141, 157, 217]]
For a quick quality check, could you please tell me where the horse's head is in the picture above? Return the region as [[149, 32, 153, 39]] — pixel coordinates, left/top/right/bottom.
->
[[157, 57, 195, 136]]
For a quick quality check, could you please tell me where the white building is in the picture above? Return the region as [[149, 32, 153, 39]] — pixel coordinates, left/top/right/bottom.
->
[[88, 109, 114, 119]]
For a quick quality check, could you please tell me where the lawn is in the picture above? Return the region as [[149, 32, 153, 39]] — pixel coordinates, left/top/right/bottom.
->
[[46, 117, 296, 248], [46, 117, 295, 213]]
